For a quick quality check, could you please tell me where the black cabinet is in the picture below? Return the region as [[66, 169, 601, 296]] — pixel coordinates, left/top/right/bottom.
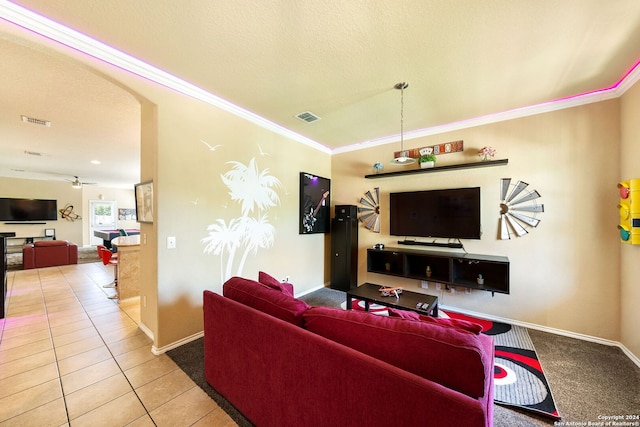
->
[[1, 236, 8, 318], [330, 206, 358, 291], [367, 247, 509, 295]]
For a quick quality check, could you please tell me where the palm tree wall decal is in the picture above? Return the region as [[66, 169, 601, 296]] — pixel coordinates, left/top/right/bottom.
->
[[202, 157, 281, 282]]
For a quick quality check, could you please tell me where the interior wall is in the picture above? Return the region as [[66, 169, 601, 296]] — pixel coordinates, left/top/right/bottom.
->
[[132, 87, 332, 350], [0, 177, 137, 247], [332, 99, 622, 342], [620, 79, 640, 359], [0, 177, 84, 245], [137, 99, 158, 345]]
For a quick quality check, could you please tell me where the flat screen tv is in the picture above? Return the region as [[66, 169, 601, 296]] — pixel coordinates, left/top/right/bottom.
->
[[389, 187, 481, 239], [0, 198, 58, 221]]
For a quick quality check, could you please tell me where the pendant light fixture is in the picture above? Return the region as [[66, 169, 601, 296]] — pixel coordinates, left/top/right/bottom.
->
[[390, 82, 416, 165]]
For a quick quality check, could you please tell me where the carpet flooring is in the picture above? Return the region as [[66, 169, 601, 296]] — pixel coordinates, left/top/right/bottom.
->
[[168, 287, 640, 427]]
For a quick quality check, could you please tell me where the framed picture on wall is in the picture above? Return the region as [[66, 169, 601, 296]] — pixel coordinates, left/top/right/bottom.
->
[[134, 180, 154, 223], [118, 208, 136, 221], [299, 172, 330, 234]]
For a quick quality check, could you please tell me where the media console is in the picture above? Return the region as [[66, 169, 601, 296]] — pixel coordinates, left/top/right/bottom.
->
[[367, 247, 510, 295]]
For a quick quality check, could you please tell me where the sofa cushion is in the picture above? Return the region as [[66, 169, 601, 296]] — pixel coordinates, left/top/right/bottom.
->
[[387, 308, 483, 335], [303, 306, 492, 398], [223, 277, 310, 327], [258, 271, 294, 296]]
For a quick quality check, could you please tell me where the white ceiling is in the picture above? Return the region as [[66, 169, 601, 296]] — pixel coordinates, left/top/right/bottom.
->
[[1, 0, 640, 188]]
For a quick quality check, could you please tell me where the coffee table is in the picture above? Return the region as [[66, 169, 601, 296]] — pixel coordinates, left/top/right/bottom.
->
[[346, 282, 438, 317]]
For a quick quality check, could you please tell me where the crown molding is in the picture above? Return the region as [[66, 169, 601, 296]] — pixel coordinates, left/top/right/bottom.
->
[[1, 1, 637, 157], [0, 1, 332, 155], [334, 75, 636, 155], [335, 59, 640, 155]]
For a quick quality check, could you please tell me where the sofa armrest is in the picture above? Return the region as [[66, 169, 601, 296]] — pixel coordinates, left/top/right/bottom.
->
[[22, 244, 36, 269], [68, 243, 78, 264]]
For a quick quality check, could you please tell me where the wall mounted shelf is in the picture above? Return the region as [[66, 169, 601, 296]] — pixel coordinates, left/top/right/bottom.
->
[[367, 247, 510, 296], [365, 159, 508, 179]]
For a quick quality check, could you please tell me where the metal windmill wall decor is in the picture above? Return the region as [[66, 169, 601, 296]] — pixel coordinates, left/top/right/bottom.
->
[[358, 187, 381, 233], [498, 178, 544, 239]]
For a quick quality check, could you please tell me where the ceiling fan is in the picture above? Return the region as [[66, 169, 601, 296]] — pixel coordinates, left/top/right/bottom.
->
[[67, 176, 96, 189]]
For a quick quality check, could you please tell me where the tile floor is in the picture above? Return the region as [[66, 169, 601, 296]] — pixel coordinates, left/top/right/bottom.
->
[[0, 262, 237, 426]]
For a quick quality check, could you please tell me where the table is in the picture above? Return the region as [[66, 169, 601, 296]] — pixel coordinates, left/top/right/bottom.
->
[[94, 229, 140, 249], [111, 235, 140, 301], [5, 235, 54, 254], [346, 282, 439, 317]]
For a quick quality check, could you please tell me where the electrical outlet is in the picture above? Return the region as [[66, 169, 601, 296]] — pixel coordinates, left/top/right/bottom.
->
[[449, 286, 456, 294], [420, 280, 429, 289], [435, 283, 442, 291], [465, 288, 471, 294]]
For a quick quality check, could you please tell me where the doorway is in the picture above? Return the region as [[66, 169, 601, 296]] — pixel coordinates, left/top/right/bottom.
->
[[89, 200, 117, 246]]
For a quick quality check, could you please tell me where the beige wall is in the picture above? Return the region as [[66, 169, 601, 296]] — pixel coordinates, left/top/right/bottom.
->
[[332, 99, 622, 342], [620, 80, 640, 359], [0, 177, 125, 246], [0, 178, 82, 243], [151, 93, 331, 348], [105, 71, 332, 349]]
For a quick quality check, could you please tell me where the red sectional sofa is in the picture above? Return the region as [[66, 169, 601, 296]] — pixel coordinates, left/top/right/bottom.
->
[[204, 275, 494, 427], [22, 240, 78, 269]]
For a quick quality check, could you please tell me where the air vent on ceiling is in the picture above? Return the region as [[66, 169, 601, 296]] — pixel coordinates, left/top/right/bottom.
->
[[24, 150, 43, 156], [295, 111, 321, 123], [21, 115, 51, 127]]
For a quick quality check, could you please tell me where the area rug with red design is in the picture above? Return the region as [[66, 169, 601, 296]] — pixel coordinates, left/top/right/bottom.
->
[[346, 300, 560, 420], [442, 310, 560, 420]]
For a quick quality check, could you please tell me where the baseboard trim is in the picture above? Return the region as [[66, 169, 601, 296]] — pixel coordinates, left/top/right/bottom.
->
[[138, 321, 154, 342], [294, 283, 327, 298], [440, 304, 640, 369], [152, 331, 204, 355]]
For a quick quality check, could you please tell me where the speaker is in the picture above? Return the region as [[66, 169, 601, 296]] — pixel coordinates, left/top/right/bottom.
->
[[335, 205, 357, 220], [330, 205, 358, 291]]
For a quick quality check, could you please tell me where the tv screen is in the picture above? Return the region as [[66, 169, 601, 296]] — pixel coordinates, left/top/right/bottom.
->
[[389, 187, 481, 239], [0, 198, 58, 221]]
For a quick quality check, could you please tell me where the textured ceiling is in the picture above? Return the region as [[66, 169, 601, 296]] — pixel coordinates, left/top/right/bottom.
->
[[1, 0, 640, 188]]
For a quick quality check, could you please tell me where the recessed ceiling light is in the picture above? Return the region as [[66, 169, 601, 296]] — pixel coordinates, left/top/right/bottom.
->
[[91, 160, 101, 164]]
